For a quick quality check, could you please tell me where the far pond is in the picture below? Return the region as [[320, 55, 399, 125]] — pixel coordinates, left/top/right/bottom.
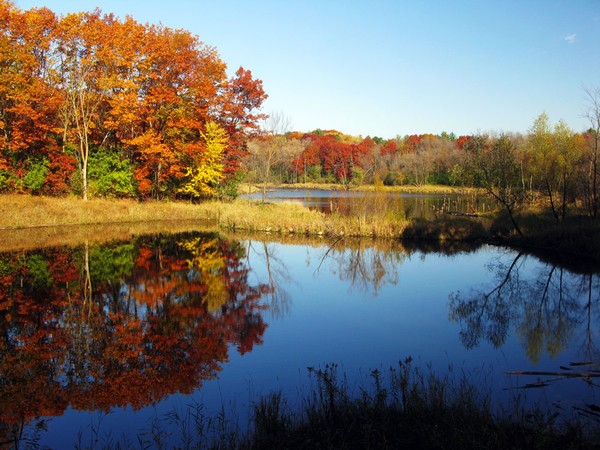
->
[[239, 187, 497, 218], [0, 228, 599, 448]]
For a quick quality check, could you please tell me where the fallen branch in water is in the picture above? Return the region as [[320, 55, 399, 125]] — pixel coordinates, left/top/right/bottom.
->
[[507, 371, 600, 378]]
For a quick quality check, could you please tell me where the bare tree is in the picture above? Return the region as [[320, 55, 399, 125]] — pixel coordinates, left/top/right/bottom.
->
[[464, 134, 528, 236], [246, 111, 304, 201], [264, 110, 293, 136], [584, 87, 600, 217]]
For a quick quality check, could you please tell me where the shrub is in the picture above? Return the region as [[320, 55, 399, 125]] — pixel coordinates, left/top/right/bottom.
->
[[22, 158, 49, 194], [88, 150, 136, 198]]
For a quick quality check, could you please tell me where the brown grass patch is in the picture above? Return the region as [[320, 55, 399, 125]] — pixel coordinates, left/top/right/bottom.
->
[[0, 194, 216, 228]]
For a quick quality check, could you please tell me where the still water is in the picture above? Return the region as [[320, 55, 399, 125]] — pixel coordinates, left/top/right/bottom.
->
[[240, 188, 496, 218], [1, 230, 598, 448]]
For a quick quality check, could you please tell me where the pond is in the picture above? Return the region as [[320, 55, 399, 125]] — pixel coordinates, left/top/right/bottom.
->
[[239, 188, 497, 218], [1, 229, 599, 448]]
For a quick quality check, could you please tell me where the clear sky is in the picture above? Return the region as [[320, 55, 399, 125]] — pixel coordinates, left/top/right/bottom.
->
[[15, 0, 600, 138]]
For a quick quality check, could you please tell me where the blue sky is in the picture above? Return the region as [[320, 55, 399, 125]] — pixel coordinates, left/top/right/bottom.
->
[[16, 0, 600, 138]]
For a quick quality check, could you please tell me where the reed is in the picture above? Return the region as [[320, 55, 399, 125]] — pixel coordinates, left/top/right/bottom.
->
[[69, 359, 598, 449], [240, 359, 594, 449]]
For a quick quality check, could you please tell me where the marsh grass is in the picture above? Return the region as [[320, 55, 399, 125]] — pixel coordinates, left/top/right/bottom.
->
[[70, 359, 598, 449], [488, 208, 600, 267]]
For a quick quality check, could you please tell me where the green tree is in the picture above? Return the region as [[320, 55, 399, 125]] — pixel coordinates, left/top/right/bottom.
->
[[179, 121, 228, 199], [552, 119, 580, 221], [22, 157, 49, 194]]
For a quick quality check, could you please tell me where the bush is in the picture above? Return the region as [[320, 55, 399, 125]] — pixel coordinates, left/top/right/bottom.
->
[[88, 150, 136, 198], [22, 158, 49, 194], [384, 171, 403, 186], [0, 170, 12, 192]]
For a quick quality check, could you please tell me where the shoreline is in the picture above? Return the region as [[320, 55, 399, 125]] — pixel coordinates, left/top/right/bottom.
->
[[1, 193, 598, 268]]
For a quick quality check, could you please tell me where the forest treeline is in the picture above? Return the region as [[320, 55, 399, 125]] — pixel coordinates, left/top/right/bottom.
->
[[0, 0, 267, 200], [248, 110, 600, 223], [1, 1, 599, 226]]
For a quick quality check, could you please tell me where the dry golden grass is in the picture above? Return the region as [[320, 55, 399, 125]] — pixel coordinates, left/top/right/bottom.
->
[[0, 194, 216, 228], [215, 199, 413, 238], [0, 194, 412, 239], [242, 182, 481, 195], [3, 194, 596, 264]]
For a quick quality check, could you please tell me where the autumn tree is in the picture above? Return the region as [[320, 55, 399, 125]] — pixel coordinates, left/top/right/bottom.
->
[[0, 2, 268, 199], [56, 10, 115, 200], [526, 113, 585, 221], [218, 67, 268, 192], [527, 113, 563, 220], [0, 2, 64, 194], [246, 111, 305, 198], [179, 121, 228, 199], [290, 141, 321, 183]]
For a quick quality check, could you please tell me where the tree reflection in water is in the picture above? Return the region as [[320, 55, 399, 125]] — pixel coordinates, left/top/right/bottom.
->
[[449, 251, 600, 416], [315, 238, 403, 296], [449, 253, 600, 361], [244, 240, 294, 319], [0, 232, 273, 445]]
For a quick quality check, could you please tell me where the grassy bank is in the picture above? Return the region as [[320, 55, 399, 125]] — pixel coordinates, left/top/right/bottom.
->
[[1, 194, 598, 265], [0, 194, 217, 228], [0, 194, 414, 237], [0, 194, 486, 243], [240, 182, 480, 195]]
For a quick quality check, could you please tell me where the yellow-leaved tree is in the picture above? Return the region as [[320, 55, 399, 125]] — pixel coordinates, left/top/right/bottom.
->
[[179, 121, 228, 198]]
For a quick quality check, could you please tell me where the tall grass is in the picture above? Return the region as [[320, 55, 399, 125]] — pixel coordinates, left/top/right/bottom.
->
[[243, 182, 481, 195], [66, 359, 598, 449], [243, 359, 594, 449]]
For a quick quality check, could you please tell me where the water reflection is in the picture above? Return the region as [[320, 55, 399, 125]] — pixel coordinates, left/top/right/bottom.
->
[[245, 240, 293, 318], [2, 228, 599, 446], [314, 238, 403, 296], [449, 252, 600, 364], [240, 188, 497, 218], [0, 232, 272, 444]]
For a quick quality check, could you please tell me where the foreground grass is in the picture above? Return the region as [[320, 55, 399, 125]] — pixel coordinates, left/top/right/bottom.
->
[[73, 360, 599, 449], [238, 361, 597, 450]]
